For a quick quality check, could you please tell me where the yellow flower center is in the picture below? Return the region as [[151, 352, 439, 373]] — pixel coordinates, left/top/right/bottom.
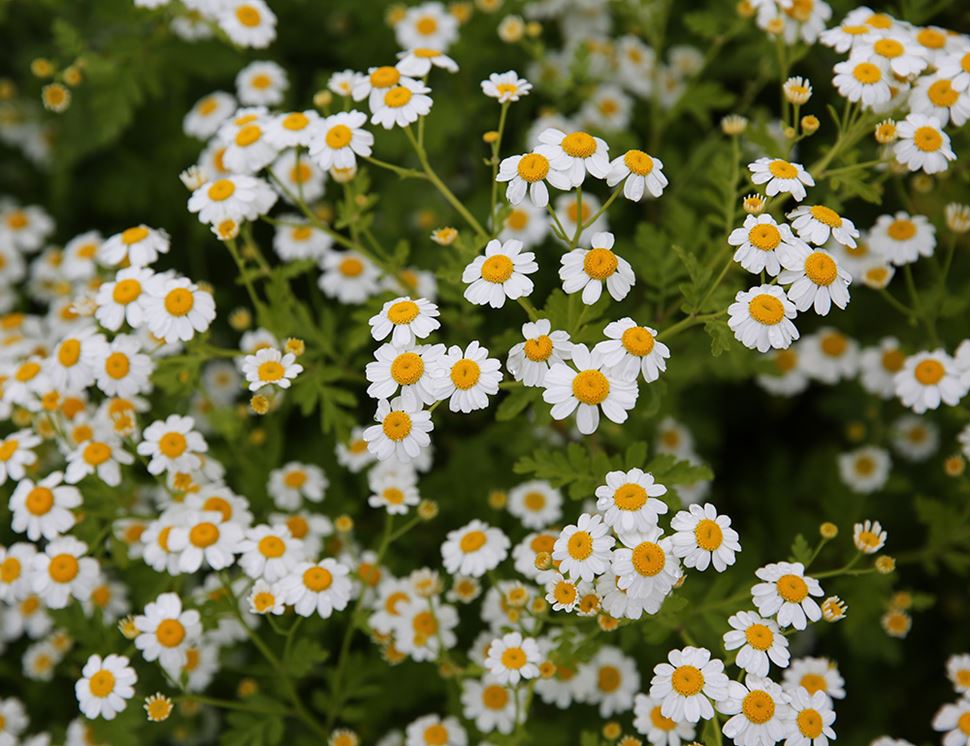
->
[[1, 557, 21, 583], [156, 618, 186, 647], [450, 359, 481, 390], [197, 97, 219, 116], [742, 690, 776, 724], [83, 441, 112, 466], [189, 522, 219, 548], [122, 226, 149, 245], [339, 257, 364, 277], [623, 149, 654, 175], [390, 352, 425, 386], [583, 248, 618, 280], [651, 706, 677, 731], [282, 112, 309, 131], [523, 491, 546, 511], [415, 15, 438, 35], [749, 224, 781, 251], [325, 124, 352, 149], [250, 73, 271, 90], [914, 126, 943, 152], [874, 38, 904, 58], [303, 566, 333, 592], [501, 646, 526, 669], [370, 66, 400, 88], [0, 440, 18, 461], [621, 326, 655, 357], [382, 487, 405, 505], [777, 573, 808, 602], [572, 369, 610, 405], [481, 254, 515, 283], [384, 86, 413, 108], [235, 124, 262, 147], [516, 153, 550, 182], [459, 529, 487, 553], [854, 456, 875, 475], [914, 359, 945, 385], [928, 79, 959, 107], [567, 530, 594, 560], [506, 209, 529, 230], [252, 592, 276, 612], [207, 179, 236, 201], [159, 432, 187, 458], [382, 411, 412, 441], [745, 622, 775, 651], [671, 665, 704, 696], [235, 4, 261, 26], [598, 665, 621, 692], [257, 361, 284, 382], [800, 673, 827, 694], [26, 486, 55, 515], [258, 535, 286, 558], [58, 339, 81, 367], [888, 218, 916, 240], [820, 332, 847, 357], [957, 712, 970, 735], [388, 300, 420, 324], [747, 294, 785, 325], [414, 48, 440, 58], [412, 610, 438, 636], [694, 519, 724, 550], [524, 335, 553, 362], [561, 131, 597, 158], [203, 497, 232, 521], [49, 553, 79, 583], [15, 361, 41, 381], [768, 159, 798, 179], [286, 516, 308, 538], [810, 205, 842, 227], [631, 541, 665, 576], [112, 278, 142, 305], [88, 669, 116, 698], [804, 251, 838, 285], [6, 211, 28, 229], [852, 62, 882, 84], [495, 83, 519, 97], [482, 684, 509, 710]]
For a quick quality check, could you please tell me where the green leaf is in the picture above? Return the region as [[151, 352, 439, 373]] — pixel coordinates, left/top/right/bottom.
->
[[790, 534, 813, 564], [495, 386, 540, 421], [624, 441, 648, 469], [283, 638, 330, 679]]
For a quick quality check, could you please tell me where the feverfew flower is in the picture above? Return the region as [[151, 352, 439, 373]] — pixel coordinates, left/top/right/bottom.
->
[[723, 611, 790, 678], [649, 646, 729, 723], [832, 59, 892, 107], [867, 212, 936, 265], [278, 558, 351, 618], [75, 654, 136, 720], [9, 471, 81, 541], [134, 592, 202, 675], [166, 510, 243, 573], [552, 512, 615, 582], [238, 524, 305, 581], [507, 481, 562, 530], [94, 267, 155, 331], [787, 688, 837, 746], [535, 128, 610, 186], [365, 342, 444, 408], [397, 48, 458, 77], [437, 342, 503, 414], [369, 296, 440, 346], [267, 462, 327, 509], [595, 469, 669, 534], [782, 657, 846, 701], [777, 245, 852, 315], [371, 78, 433, 129], [595, 318, 670, 383], [481, 71, 532, 102], [242, 348, 303, 392], [187, 175, 278, 227], [497, 151, 571, 207], [633, 693, 697, 744], [395, 2, 459, 52], [137, 415, 207, 476], [748, 157, 815, 202], [506, 319, 572, 388], [728, 285, 799, 353], [441, 520, 510, 577], [31, 537, 99, 609], [364, 396, 434, 463], [606, 148, 668, 202], [218, 0, 277, 49], [838, 446, 891, 493], [0, 430, 41, 485], [98, 225, 170, 267], [751, 561, 823, 630], [853, 519, 887, 554], [484, 632, 541, 685], [462, 238, 537, 308], [729, 215, 805, 276], [670, 503, 741, 572], [611, 527, 681, 608], [719, 676, 792, 746], [559, 231, 635, 305], [788, 205, 859, 248], [894, 350, 967, 413], [309, 111, 374, 171], [894, 114, 956, 174]]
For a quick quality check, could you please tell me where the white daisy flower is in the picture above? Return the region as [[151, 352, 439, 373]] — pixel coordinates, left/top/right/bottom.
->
[[94, 267, 155, 331], [894, 350, 967, 413], [137, 415, 207, 475], [9, 471, 81, 541], [910, 74, 970, 128], [238, 524, 305, 581], [579, 85, 633, 133], [335, 427, 377, 472], [853, 519, 887, 554], [187, 174, 278, 227], [892, 414, 939, 462], [404, 714, 466, 746], [606, 148, 668, 202], [633, 692, 697, 744], [134, 592, 202, 675], [819, 22, 875, 53], [727, 285, 799, 353], [166, 510, 243, 573], [267, 462, 327, 509], [748, 157, 815, 202], [552, 512, 615, 582], [366, 342, 444, 409], [838, 446, 891, 493], [369, 296, 440, 346], [363, 396, 434, 463], [248, 578, 285, 615], [183, 91, 236, 139], [462, 238, 538, 309], [595, 318, 670, 383], [858, 337, 906, 398], [278, 558, 352, 618], [670, 503, 740, 572], [778, 245, 851, 315], [832, 59, 892, 107], [860, 33, 929, 77], [367, 464, 420, 514], [586, 646, 641, 717], [0, 542, 37, 602], [506, 319, 572, 388], [318, 250, 382, 305], [612, 527, 681, 608], [31, 536, 99, 609], [397, 48, 458, 77], [242, 348, 303, 391], [460, 676, 523, 736], [782, 657, 846, 701], [496, 151, 572, 207], [544, 573, 581, 612], [0, 203, 54, 252], [98, 225, 170, 267], [0, 430, 42, 485], [485, 631, 541, 685], [222, 116, 278, 174], [938, 47, 970, 91], [309, 110, 374, 171], [64, 437, 134, 487], [395, 2, 459, 52], [74, 654, 136, 721], [543, 342, 638, 434], [868, 211, 936, 266], [264, 110, 320, 149], [554, 192, 609, 246], [269, 149, 326, 204], [729, 215, 806, 276], [441, 520, 510, 577], [946, 653, 970, 695], [798, 327, 859, 383], [894, 114, 956, 174], [788, 205, 860, 248], [719, 675, 793, 746], [499, 201, 548, 247], [436, 341, 503, 413], [723, 611, 790, 678], [371, 78, 433, 129], [787, 687, 837, 746], [61, 230, 102, 281], [534, 128, 610, 186], [595, 468, 668, 534], [507, 480, 562, 530], [218, 0, 277, 49], [2, 358, 48, 411], [481, 71, 531, 103], [560, 231, 635, 305], [235, 61, 288, 106], [649, 646, 729, 723], [751, 561, 823, 630], [273, 218, 333, 261], [327, 69, 366, 98]]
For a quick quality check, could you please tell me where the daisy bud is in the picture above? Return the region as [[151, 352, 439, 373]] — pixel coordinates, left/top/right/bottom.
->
[[215, 219, 239, 241], [229, 307, 252, 331], [238, 678, 258, 697], [911, 174, 934, 194], [385, 4, 406, 26], [482, 130, 499, 143], [801, 115, 819, 135], [534, 551, 552, 571], [619, 738, 642, 746], [526, 21, 542, 37], [742, 193, 765, 214], [250, 395, 270, 415], [720, 114, 748, 135], [431, 226, 459, 245], [820, 522, 838, 539], [881, 608, 911, 638], [335, 514, 354, 533], [530, 597, 547, 614], [783, 76, 813, 105], [328, 729, 359, 746], [821, 595, 847, 622], [603, 722, 622, 740], [498, 14, 525, 43], [418, 499, 439, 520], [874, 119, 897, 144], [285, 337, 305, 356], [249, 428, 267, 446], [41, 83, 70, 113], [891, 591, 912, 609], [313, 89, 333, 109], [31, 58, 54, 78], [488, 489, 508, 509], [330, 166, 357, 183], [875, 555, 896, 574], [63, 65, 83, 87], [144, 693, 173, 722], [597, 613, 619, 631], [505, 584, 529, 607], [539, 660, 557, 678], [118, 615, 139, 640], [945, 203, 970, 233], [450, 2, 473, 23], [736, 0, 755, 17], [179, 165, 208, 191], [783, 126, 797, 140], [945, 455, 965, 477]]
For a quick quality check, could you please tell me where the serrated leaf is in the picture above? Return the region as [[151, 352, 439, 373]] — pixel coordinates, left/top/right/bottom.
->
[[790, 533, 813, 564]]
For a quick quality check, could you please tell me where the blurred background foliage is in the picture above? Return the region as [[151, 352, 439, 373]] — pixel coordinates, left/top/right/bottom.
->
[[2, 0, 970, 744]]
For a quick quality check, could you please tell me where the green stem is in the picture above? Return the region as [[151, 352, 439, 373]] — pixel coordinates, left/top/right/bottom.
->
[[517, 296, 540, 321], [581, 185, 623, 230]]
